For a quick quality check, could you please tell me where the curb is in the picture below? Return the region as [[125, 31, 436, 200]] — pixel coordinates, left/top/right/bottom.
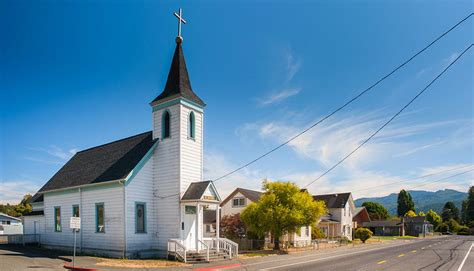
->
[[63, 264, 99, 271]]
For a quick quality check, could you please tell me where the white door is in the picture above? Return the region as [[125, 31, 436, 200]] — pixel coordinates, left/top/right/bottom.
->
[[184, 205, 196, 250]]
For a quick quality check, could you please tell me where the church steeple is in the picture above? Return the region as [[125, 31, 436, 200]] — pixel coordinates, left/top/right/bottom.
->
[[151, 8, 205, 107], [151, 43, 205, 106]]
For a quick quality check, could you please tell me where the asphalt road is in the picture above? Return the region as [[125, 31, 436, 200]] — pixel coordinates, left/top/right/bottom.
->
[[234, 236, 474, 271]]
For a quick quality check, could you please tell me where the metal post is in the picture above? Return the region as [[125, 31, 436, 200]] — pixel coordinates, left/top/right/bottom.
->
[[73, 229, 76, 267]]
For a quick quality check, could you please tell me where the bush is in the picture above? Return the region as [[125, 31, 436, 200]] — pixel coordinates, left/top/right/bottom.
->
[[436, 223, 448, 233], [457, 226, 469, 235], [312, 226, 326, 239], [354, 228, 373, 243]]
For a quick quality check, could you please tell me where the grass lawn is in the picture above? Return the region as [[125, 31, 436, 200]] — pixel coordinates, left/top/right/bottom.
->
[[373, 236, 417, 240], [95, 258, 189, 268]]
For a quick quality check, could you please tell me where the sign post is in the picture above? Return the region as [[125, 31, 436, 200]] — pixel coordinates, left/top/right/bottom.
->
[[70, 217, 81, 267]]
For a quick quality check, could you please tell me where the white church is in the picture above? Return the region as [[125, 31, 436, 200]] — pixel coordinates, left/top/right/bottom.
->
[[23, 10, 237, 262]]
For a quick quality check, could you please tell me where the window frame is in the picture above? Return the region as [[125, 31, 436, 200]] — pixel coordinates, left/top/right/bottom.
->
[[95, 203, 105, 233], [72, 205, 80, 218], [161, 110, 171, 139], [188, 111, 195, 139], [54, 206, 61, 232], [135, 202, 147, 234], [232, 197, 246, 207]]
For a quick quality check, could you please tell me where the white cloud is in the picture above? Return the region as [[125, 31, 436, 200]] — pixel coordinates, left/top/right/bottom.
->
[[285, 47, 301, 82], [25, 145, 78, 164], [258, 87, 301, 106], [0, 180, 40, 204]]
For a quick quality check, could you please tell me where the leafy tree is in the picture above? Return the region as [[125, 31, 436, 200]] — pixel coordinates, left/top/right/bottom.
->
[[426, 209, 442, 228], [466, 186, 474, 224], [418, 211, 426, 216], [461, 200, 468, 225], [241, 181, 326, 250], [441, 201, 460, 222], [354, 228, 373, 243], [0, 194, 32, 217], [361, 202, 390, 220], [220, 213, 247, 239], [397, 189, 415, 217], [445, 218, 461, 233], [405, 210, 416, 217]]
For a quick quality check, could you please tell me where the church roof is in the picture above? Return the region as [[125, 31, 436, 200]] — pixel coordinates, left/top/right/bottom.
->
[[37, 131, 157, 193], [151, 43, 205, 107], [181, 181, 212, 200]]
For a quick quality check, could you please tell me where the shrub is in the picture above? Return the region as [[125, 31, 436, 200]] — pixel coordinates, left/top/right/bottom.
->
[[354, 228, 373, 243], [436, 223, 448, 233], [457, 226, 469, 235], [311, 226, 326, 239]]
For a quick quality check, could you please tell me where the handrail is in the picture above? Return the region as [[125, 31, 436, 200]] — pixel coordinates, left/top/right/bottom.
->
[[198, 239, 209, 261], [208, 238, 238, 259], [167, 239, 187, 263]]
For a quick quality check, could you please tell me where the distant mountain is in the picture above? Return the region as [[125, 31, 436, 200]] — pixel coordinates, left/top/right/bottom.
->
[[354, 189, 467, 216]]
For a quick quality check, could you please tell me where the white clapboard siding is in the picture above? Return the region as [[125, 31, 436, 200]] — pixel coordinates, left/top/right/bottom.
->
[[125, 153, 159, 253], [180, 104, 203, 194], [153, 103, 181, 249], [23, 215, 45, 235], [42, 185, 125, 255]]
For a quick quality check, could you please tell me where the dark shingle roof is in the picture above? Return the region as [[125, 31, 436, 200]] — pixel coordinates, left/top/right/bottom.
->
[[405, 216, 427, 223], [363, 220, 402, 227], [181, 181, 212, 200], [221, 188, 263, 206], [151, 43, 205, 106], [30, 193, 43, 203], [37, 131, 157, 192], [203, 210, 216, 224], [23, 210, 44, 216], [313, 193, 351, 209]]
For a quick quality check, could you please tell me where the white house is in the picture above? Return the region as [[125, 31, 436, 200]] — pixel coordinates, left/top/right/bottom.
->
[[313, 193, 356, 240], [23, 24, 236, 261], [0, 213, 23, 235], [220, 188, 312, 247]]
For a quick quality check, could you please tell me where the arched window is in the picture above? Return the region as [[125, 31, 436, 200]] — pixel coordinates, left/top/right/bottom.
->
[[162, 111, 170, 139], [188, 111, 195, 139]]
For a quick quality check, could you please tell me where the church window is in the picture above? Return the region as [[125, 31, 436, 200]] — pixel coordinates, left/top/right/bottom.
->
[[54, 207, 61, 232], [162, 111, 171, 139], [135, 202, 146, 233], [188, 111, 195, 139], [185, 205, 196, 214], [96, 203, 105, 233], [72, 205, 80, 218]]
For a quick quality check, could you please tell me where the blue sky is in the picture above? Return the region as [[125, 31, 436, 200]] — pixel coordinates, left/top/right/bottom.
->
[[1, 0, 473, 203]]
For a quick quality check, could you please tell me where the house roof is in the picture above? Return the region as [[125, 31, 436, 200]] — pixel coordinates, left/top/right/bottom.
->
[[220, 188, 263, 206], [30, 193, 43, 203], [36, 131, 157, 193], [0, 212, 21, 221], [363, 220, 402, 227], [313, 192, 351, 209], [203, 209, 216, 224], [23, 210, 44, 217], [404, 216, 428, 223], [151, 43, 205, 107]]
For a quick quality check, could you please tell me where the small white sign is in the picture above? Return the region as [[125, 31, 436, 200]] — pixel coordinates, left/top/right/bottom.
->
[[70, 217, 81, 229]]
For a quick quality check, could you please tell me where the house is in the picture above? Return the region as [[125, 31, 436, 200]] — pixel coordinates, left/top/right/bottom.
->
[[0, 213, 23, 235], [352, 207, 371, 228], [404, 216, 433, 237], [22, 20, 236, 260], [363, 220, 403, 236], [220, 188, 312, 247], [313, 192, 356, 240]]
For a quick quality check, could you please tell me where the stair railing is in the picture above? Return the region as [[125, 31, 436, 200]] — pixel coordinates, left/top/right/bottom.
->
[[167, 239, 187, 263]]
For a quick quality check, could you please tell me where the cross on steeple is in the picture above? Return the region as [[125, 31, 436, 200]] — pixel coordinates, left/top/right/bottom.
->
[[174, 8, 187, 44]]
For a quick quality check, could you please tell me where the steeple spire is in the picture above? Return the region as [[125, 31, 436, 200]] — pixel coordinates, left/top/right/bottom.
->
[[150, 9, 205, 107]]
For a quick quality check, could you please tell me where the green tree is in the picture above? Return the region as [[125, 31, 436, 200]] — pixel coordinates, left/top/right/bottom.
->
[[397, 189, 415, 217], [311, 226, 326, 239], [426, 209, 442, 228], [461, 200, 468, 225], [354, 228, 373, 243], [465, 186, 474, 224], [241, 181, 326, 250], [441, 201, 460, 222], [418, 211, 426, 216], [0, 194, 32, 217], [361, 202, 390, 220]]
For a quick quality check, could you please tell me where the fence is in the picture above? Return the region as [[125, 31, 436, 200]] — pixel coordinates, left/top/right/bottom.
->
[[0, 234, 41, 246], [233, 237, 354, 252]]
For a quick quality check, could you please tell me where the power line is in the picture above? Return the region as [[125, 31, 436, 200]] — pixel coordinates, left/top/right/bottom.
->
[[303, 43, 473, 189], [352, 164, 474, 193], [406, 169, 474, 190], [212, 13, 473, 183]]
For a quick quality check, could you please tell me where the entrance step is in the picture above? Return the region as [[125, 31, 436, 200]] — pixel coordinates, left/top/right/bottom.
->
[[186, 250, 230, 263]]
